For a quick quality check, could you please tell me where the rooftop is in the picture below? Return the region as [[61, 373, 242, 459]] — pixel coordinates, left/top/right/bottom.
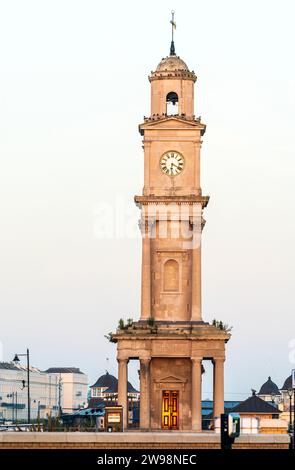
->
[[149, 54, 196, 83], [90, 371, 139, 394], [0, 362, 44, 374], [258, 376, 281, 396], [281, 375, 292, 391], [230, 392, 280, 414], [0, 362, 19, 371], [45, 367, 84, 375], [156, 55, 189, 72]]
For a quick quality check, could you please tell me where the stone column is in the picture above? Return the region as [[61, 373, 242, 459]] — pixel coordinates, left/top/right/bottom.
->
[[191, 222, 202, 321], [117, 358, 128, 430], [213, 358, 225, 424], [191, 357, 202, 432], [140, 219, 151, 320], [139, 358, 151, 430]]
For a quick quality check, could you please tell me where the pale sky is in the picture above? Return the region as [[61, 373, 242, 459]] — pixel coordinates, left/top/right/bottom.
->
[[0, 0, 294, 400]]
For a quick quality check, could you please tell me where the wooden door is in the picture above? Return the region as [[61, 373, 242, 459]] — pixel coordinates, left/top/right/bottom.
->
[[161, 390, 179, 430]]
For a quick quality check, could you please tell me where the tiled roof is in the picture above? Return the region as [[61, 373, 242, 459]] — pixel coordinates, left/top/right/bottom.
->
[[230, 393, 280, 414], [45, 367, 84, 374], [90, 372, 117, 389], [87, 398, 107, 408], [90, 371, 139, 393], [258, 376, 281, 395]]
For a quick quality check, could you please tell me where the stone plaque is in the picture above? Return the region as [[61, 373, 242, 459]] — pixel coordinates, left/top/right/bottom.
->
[[152, 341, 190, 357]]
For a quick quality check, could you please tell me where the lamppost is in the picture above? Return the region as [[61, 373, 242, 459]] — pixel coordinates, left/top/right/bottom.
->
[[13, 349, 30, 423], [287, 389, 293, 433]]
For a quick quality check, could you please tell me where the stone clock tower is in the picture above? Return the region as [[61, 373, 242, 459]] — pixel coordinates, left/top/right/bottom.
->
[[113, 35, 230, 432]]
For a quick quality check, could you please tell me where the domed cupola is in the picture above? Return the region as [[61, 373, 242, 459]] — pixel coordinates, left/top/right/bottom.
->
[[258, 376, 281, 396], [147, 11, 197, 118], [149, 56, 196, 83], [281, 375, 292, 391], [90, 371, 118, 390]]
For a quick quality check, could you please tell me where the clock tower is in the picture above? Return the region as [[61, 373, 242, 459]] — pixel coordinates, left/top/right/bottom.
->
[[113, 28, 230, 432]]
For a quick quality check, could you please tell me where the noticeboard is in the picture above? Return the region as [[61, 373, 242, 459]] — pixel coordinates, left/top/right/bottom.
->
[[105, 406, 123, 432]]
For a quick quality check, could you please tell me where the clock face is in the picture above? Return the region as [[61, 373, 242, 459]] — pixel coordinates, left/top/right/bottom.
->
[[160, 151, 184, 177]]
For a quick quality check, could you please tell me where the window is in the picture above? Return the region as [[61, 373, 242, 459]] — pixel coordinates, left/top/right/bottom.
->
[[166, 92, 179, 115]]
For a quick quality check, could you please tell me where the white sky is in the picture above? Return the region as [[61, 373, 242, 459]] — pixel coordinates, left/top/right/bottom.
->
[[0, 0, 294, 400]]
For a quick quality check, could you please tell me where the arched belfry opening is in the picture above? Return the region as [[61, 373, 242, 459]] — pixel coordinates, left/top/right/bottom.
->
[[166, 92, 179, 115]]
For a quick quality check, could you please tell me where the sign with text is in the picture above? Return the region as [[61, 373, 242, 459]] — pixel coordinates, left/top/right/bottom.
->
[[105, 406, 123, 432]]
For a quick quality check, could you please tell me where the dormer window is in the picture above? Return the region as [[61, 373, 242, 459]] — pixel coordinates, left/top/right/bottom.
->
[[166, 92, 179, 115]]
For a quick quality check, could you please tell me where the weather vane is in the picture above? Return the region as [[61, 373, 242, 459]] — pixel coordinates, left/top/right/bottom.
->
[[170, 10, 176, 56]]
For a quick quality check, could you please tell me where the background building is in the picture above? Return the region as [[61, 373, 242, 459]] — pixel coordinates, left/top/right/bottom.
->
[[0, 363, 88, 422], [257, 376, 282, 405], [231, 390, 281, 420], [255, 374, 294, 429], [228, 390, 288, 434], [88, 371, 139, 427], [280, 374, 294, 428], [0, 362, 59, 422], [89, 371, 139, 407], [45, 367, 88, 414]]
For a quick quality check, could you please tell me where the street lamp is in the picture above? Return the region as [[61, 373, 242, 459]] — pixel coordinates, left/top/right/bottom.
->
[[287, 389, 293, 432], [13, 349, 30, 423]]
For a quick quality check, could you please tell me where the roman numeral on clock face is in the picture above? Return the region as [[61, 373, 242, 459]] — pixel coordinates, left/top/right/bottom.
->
[[160, 151, 185, 177]]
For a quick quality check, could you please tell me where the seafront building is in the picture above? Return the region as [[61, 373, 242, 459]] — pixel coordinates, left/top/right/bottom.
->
[[0, 362, 88, 422]]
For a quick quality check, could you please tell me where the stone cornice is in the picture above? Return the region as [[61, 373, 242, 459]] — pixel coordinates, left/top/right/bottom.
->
[[112, 323, 231, 343], [149, 71, 197, 82], [139, 116, 206, 136], [134, 195, 210, 209], [114, 333, 230, 341], [143, 115, 202, 124]]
